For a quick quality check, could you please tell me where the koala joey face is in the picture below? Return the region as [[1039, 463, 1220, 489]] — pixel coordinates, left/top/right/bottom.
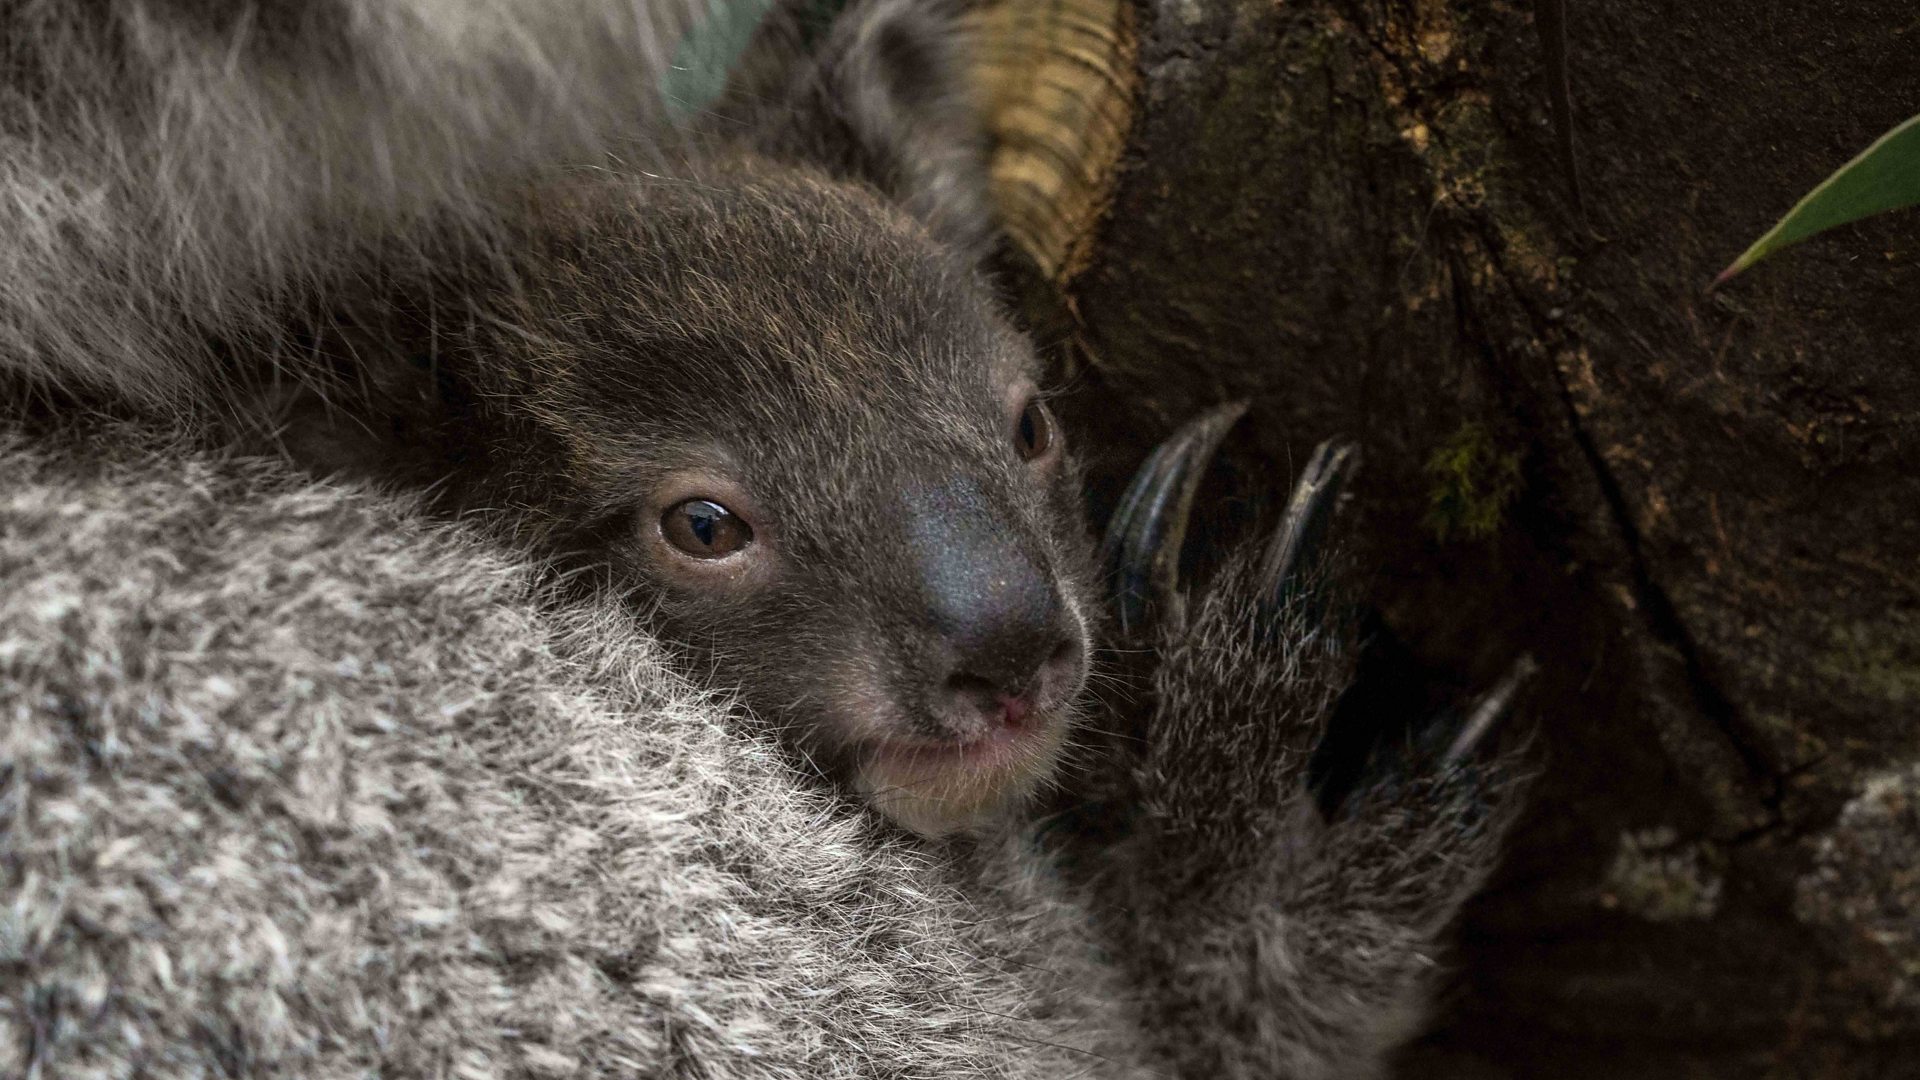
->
[[623, 381, 1091, 840], [472, 167, 1101, 837]]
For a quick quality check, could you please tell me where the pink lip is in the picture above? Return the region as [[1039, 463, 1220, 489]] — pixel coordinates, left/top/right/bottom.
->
[[866, 716, 1048, 768]]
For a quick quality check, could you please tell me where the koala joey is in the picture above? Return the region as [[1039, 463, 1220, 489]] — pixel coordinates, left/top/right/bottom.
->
[[4, 0, 1532, 1075], [261, 0, 1530, 871], [265, 0, 1096, 838]]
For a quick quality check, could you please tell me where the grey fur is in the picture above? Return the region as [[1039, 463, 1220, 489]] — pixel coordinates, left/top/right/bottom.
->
[[0, 419, 1146, 1077], [0, 0, 1529, 1075], [0, 0, 699, 413], [1, 415, 1524, 1078], [1091, 537, 1526, 1078]]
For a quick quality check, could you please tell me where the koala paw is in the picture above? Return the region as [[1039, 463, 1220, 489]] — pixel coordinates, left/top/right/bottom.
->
[[1086, 406, 1532, 1079]]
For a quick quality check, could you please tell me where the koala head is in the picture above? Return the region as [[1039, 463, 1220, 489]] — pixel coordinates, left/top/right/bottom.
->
[[285, 0, 1098, 836]]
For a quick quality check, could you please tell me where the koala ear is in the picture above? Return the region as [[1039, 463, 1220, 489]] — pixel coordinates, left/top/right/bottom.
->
[[777, 0, 997, 254], [242, 302, 466, 489]]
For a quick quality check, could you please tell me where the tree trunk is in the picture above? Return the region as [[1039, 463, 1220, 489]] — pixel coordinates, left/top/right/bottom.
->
[[978, 0, 1920, 1073]]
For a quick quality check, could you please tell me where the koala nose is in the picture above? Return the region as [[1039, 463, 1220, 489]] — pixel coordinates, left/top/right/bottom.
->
[[935, 573, 1074, 705], [941, 633, 1081, 732], [907, 479, 1080, 731]]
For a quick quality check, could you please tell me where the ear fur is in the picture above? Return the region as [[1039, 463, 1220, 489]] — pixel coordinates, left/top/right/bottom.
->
[[768, 0, 998, 255], [232, 306, 457, 490]]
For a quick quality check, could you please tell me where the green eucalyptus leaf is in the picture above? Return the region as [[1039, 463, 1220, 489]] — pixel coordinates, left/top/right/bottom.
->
[[1716, 112, 1920, 285]]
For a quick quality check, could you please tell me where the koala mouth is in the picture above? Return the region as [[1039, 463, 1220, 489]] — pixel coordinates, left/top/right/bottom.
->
[[854, 703, 1073, 837], [868, 707, 1052, 765]]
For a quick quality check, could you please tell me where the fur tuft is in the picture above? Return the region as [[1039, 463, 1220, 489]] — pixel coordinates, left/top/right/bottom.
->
[[0, 0, 702, 414]]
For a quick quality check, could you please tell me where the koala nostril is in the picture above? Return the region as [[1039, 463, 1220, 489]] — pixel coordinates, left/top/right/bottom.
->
[[997, 692, 1032, 729], [942, 628, 1079, 730], [935, 590, 1067, 697], [942, 674, 1036, 731], [943, 671, 1006, 710]]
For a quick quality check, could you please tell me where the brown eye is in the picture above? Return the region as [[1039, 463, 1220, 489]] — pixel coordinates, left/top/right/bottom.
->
[[1014, 398, 1055, 461], [661, 499, 753, 558]]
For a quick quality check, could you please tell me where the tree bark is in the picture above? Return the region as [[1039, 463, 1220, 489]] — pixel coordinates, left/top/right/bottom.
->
[[981, 0, 1920, 1073]]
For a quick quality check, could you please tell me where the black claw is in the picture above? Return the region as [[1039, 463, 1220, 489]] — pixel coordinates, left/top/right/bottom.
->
[[1442, 654, 1537, 765], [1102, 402, 1248, 633], [1256, 439, 1360, 611], [1317, 651, 1535, 818]]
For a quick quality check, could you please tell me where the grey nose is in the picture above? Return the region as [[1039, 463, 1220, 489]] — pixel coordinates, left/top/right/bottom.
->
[[933, 562, 1067, 696], [908, 479, 1076, 703]]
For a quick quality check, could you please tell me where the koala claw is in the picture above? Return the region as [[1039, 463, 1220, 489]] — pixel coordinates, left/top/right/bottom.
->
[[1102, 401, 1247, 633]]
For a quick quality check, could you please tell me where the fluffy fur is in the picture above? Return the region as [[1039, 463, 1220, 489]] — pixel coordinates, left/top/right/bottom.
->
[[0, 0, 703, 413], [0, 420, 1146, 1078]]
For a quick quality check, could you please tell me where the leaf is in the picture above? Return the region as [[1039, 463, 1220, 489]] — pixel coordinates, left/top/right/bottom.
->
[[660, 0, 779, 119], [1715, 112, 1920, 286]]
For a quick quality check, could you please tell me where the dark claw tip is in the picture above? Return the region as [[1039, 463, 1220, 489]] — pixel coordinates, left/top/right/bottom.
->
[[1257, 438, 1360, 609], [1103, 401, 1249, 631], [1443, 653, 1538, 765]]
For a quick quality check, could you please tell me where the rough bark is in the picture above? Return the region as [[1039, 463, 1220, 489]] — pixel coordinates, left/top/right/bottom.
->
[[990, 0, 1920, 1073]]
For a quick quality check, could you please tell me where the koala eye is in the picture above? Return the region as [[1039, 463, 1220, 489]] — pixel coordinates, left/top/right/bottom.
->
[[1014, 398, 1056, 462], [661, 499, 753, 558]]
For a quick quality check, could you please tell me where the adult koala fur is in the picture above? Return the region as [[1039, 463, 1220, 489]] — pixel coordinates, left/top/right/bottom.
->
[[2, 0, 1526, 1075], [0, 0, 698, 413]]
